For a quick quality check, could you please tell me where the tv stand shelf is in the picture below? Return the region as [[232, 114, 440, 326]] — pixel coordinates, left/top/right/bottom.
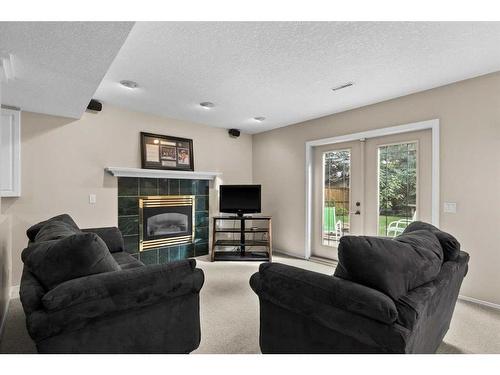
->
[[214, 228, 269, 233], [211, 216, 272, 262]]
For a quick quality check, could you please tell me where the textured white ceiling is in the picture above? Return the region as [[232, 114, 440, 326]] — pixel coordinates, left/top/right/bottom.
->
[[95, 22, 500, 134], [0, 22, 134, 118]]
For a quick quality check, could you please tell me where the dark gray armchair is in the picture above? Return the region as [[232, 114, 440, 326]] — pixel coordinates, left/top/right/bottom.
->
[[20, 215, 204, 354], [250, 222, 469, 354]]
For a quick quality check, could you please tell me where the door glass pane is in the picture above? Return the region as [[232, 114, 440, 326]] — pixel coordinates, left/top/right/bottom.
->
[[378, 142, 417, 237], [323, 150, 350, 246]]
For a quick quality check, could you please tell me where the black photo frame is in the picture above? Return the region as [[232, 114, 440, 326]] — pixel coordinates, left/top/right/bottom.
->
[[140, 132, 194, 171]]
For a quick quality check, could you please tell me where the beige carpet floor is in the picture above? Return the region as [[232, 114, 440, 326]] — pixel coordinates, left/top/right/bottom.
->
[[1, 254, 499, 354]]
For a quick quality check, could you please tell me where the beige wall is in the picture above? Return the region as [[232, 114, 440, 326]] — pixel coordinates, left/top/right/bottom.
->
[[253, 72, 500, 305], [1, 105, 253, 286]]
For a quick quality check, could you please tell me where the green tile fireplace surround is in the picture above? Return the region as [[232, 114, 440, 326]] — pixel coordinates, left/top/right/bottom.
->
[[117, 177, 210, 265]]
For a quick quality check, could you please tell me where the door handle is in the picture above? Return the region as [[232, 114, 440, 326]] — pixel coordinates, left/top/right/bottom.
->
[[350, 202, 361, 215]]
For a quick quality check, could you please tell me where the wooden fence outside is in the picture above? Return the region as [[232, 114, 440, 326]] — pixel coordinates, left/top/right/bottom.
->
[[324, 187, 349, 205]]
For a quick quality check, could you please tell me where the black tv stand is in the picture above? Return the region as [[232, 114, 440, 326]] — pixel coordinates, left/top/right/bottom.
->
[[211, 216, 272, 262]]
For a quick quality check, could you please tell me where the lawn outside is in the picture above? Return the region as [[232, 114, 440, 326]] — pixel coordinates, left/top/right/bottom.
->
[[323, 207, 410, 237], [378, 215, 409, 236]]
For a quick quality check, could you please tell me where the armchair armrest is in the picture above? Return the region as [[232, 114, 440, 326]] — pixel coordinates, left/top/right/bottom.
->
[[42, 259, 204, 312], [250, 262, 397, 324], [82, 226, 124, 253]]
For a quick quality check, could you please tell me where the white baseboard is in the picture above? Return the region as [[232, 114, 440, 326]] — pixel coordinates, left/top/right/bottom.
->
[[459, 294, 500, 311], [273, 249, 307, 259], [10, 285, 20, 300], [309, 256, 338, 267]]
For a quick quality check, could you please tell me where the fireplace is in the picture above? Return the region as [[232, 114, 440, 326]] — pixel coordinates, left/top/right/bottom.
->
[[139, 195, 195, 251]]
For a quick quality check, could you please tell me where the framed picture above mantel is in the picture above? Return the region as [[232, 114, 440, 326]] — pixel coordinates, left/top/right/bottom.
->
[[140, 132, 194, 171]]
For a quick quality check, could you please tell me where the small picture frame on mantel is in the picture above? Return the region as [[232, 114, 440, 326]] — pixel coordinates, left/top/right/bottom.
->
[[140, 132, 194, 171]]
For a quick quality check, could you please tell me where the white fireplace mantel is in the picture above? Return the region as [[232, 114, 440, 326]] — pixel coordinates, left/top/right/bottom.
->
[[105, 167, 222, 180]]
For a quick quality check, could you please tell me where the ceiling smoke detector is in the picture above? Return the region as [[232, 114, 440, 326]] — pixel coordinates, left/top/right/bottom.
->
[[199, 101, 215, 109], [331, 82, 354, 92], [253, 116, 266, 122], [120, 80, 138, 89]]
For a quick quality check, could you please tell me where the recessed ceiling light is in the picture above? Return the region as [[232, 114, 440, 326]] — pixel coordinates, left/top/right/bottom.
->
[[253, 117, 266, 122], [200, 101, 215, 109], [120, 80, 138, 89], [331, 82, 354, 91]]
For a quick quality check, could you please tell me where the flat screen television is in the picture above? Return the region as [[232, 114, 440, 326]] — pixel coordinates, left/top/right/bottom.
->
[[219, 185, 261, 216]]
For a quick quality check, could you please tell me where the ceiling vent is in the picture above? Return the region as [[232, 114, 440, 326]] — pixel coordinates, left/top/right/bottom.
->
[[120, 80, 139, 89], [200, 101, 215, 109], [331, 82, 354, 92]]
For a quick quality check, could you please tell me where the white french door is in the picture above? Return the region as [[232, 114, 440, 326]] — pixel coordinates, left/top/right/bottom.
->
[[312, 140, 363, 260], [312, 129, 432, 261]]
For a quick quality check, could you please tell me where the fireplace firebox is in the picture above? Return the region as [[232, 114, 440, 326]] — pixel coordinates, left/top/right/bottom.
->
[[139, 195, 195, 251]]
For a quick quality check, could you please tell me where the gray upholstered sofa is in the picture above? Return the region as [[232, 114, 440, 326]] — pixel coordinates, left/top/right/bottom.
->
[[20, 214, 204, 354], [250, 222, 469, 354]]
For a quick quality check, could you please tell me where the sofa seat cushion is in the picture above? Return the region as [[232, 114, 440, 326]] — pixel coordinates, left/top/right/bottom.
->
[[112, 251, 144, 270], [334, 230, 443, 300], [23, 233, 121, 290], [402, 221, 460, 261], [27, 214, 79, 242], [34, 220, 82, 242]]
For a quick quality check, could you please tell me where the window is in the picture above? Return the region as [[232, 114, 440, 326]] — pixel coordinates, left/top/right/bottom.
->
[[378, 142, 417, 237], [322, 150, 350, 246]]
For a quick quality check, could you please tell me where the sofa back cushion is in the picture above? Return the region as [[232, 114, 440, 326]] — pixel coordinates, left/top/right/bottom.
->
[[81, 227, 125, 253], [34, 220, 82, 242], [23, 232, 121, 290], [402, 221, 460, 261], [27, 214, 79, 242], [334, 230, 443, 300]]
